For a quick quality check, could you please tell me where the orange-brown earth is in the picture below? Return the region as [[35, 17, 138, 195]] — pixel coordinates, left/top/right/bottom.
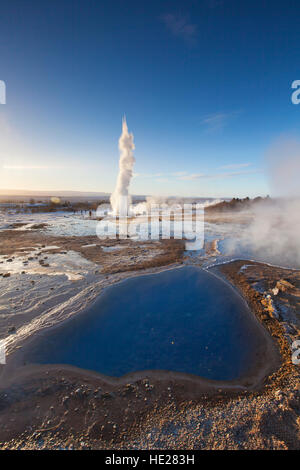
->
[[0, 230, 184, 274]]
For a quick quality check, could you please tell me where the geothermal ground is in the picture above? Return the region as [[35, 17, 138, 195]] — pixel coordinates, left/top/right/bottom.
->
[[0, 210, 299, 449]]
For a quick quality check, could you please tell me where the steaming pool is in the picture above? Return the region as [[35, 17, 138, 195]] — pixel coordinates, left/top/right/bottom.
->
[[23, 266, 269, 381]]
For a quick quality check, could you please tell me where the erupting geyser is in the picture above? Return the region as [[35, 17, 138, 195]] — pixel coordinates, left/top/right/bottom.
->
[[110, 117, 135, 216]]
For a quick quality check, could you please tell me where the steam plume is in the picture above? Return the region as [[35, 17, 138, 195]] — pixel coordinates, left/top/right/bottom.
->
[[227, 138, 300, 268], [110, 117, 135, 215]]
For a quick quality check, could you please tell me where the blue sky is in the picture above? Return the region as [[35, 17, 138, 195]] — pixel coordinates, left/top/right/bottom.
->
[[0, 0, 300, 198]]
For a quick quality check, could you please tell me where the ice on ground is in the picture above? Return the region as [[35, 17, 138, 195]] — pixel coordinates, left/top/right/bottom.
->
[[0, 248, 97, 281], [101, 245, 127, 252], [1, 208, 299, 269], [0, 211, 99, 237]]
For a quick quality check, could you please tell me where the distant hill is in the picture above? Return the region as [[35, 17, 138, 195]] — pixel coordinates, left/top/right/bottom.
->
[[205, 196, 271, 213], [0, 190, 153, 204]]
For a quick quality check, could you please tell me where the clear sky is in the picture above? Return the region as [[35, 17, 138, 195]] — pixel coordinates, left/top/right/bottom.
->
[[0, 0, 300, 198]]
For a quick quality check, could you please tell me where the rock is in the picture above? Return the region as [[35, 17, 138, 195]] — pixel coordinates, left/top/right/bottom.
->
[[62, 396, 70, 407], [8, 326, 16, 334], [275, 279, 295, 293], [274, 390, 284, 400], [93, 388, 102, 398], [102, 391, 115, 399], [73, 387, 87, 399], [3, 273, 10, 278]]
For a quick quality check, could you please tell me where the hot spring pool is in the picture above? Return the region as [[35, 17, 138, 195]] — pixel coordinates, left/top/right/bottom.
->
[[23, 266, 267, 381]]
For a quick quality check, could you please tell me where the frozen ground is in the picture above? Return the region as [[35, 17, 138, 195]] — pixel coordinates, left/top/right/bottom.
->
[[0, 246, 95, 281], [1, 208, 299, 269], [0, 210, 181, 350], [0, 207, 299, 351], [0, 209, 300, 450], [0, 211, 98, 236]]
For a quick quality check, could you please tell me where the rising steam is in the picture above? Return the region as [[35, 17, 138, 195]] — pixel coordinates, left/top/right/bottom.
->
[[227, 138, 300, 268], [110, 117, 135, 216]]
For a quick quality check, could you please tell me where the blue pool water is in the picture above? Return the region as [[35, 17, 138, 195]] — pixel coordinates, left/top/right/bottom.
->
[[25, 266, 264, 380]]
